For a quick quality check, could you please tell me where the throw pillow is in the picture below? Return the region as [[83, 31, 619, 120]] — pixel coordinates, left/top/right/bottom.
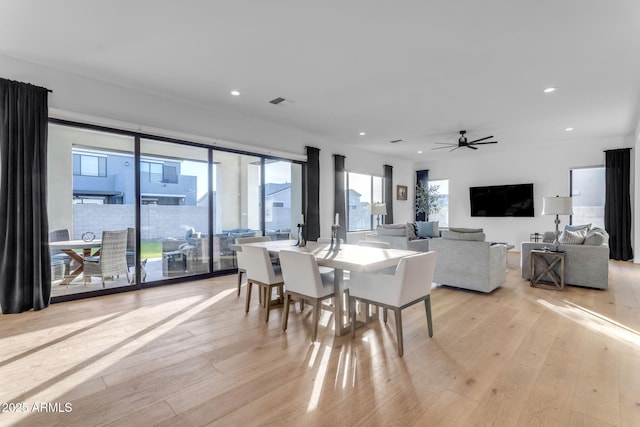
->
[[542, 231, 556, 243], [560, 229, 586, 245], [406, 222, 417, 240], [416, 221, 439, 238], [448, 227, 483, 233], [565, 223, 591, 233]]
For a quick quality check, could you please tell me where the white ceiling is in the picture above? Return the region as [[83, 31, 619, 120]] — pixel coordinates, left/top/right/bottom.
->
[[2, 0, 640, 160]]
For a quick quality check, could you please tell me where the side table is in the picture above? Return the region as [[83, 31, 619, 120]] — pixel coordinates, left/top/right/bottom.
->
[[530, 249, 565, 290]]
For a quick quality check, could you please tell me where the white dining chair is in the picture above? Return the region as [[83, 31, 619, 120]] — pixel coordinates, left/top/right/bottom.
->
[[279, 250, 335, 341], [349, 251, 437, 356], [235, 236, 272, 297], [243, 245, 285, 323]]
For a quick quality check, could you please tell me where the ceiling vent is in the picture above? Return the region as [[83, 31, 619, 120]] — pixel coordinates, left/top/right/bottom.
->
[[390, 139, 403, 143], [269, 97, 286, 105]]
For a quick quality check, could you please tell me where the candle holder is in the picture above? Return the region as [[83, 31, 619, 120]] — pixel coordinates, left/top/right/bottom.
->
[[329, 224, 341, 252], [295, 223, 306, 247]]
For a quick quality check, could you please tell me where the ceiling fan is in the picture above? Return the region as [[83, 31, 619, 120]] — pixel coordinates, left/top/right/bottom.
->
[[432, 130, 498, 151]]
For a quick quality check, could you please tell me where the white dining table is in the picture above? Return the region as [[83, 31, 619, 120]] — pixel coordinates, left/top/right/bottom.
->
[[49, 239, 102, 285], [239, 240, 417, 336]]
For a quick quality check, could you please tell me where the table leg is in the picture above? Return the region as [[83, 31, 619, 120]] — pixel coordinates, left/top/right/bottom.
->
[[333, 268, 351, 336]]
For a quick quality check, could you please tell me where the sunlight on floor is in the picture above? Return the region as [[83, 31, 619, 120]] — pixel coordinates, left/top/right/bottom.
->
[[307, 345, 332, 412], [4, 288, 236, 413], [537, 298, 640, 350]]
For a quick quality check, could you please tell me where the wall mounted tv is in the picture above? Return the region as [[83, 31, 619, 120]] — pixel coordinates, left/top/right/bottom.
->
[[469, 183, 534, 217]]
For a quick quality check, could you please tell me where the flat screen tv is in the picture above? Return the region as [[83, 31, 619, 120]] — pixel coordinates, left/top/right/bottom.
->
[[469, 183, 534, 217]]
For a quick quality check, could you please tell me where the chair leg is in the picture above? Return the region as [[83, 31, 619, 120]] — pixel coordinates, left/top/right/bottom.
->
[[282, 293, 291, 332], [383, 308, 388, 324], [395, 308, 404, 357], [425, 295, 433, 337], [300, 299, 305, 312], [245, 281, 253, 313], [350, 297, 357, 338], [311, 298, 321, 342], [265, 286, 273, 323], [236, 271, 243, 297]]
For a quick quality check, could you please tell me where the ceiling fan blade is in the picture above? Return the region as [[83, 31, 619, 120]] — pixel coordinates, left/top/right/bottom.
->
[[449, 146, 461, 152], [466, 145, 478, 150], [468, 135, 494, 144], [434, 142, 457, 145], [432, 145, 455, 150], [470, 141, 498, 145]]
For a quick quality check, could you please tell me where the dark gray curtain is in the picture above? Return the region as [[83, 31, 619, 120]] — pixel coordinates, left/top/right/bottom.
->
[[304, 146, 320, 241], [383, 164, 394, 224], [604, 148, 633, 261], [334, 154, 347, 241], [0, 78, 51, 314], [415, 169, 429, 222]]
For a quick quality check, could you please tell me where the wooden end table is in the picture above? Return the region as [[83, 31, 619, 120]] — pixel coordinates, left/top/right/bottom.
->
[[530, 249, 565, 291]]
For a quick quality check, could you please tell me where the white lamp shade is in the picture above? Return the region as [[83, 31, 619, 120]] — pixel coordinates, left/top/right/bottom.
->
[[542, 196, 573, 216], [371, 203, 387, 215]]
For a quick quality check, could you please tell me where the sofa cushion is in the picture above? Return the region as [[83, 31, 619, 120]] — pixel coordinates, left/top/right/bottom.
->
[[376, 227, 406, 236], [542, 231, 556, 243], [449, 227, 483, 233], [560, 229, 586, 245], [584, 227, 609, 246], [416, 221, 439, 238], [406, 222, 417, 240], [441, 230, 485, 241]]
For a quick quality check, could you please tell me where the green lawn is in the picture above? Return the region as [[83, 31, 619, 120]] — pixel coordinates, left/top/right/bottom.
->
[[140, 240, 163, 259]]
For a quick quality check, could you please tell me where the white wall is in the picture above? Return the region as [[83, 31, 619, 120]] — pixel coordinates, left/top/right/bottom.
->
[[1, 54, 415, 238], [417, 136, 636, 258], [635, 121, 640, 263]]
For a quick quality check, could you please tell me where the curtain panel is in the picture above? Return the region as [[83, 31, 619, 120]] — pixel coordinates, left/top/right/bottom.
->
[[604, 148, 634, 261], [383, 164, 394, 224], [334, 154, 347, 241], [304, 146, 320, 241], [0, 78, 51, 314]]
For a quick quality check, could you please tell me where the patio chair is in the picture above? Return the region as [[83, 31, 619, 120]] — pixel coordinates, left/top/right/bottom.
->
[[49, 228, 72, 275], [84, 230, 130, 287]]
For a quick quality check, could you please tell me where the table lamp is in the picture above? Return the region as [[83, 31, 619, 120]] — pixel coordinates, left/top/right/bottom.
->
[[542, 195, 573, 250], [371, 203, 387, 228]]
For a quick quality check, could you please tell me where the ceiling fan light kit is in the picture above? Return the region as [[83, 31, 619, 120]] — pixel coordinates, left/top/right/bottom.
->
[[432, 130, 498, 151]]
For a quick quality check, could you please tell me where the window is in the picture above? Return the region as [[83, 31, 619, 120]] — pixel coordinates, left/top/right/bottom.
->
[[140, 161, 164, 183], [73, 153, 107, 177], [570, 167, 605, 229], [427, 179, 449, 228], [347, 172, 383, 232]]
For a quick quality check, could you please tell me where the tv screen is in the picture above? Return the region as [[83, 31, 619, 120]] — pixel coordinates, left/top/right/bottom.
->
[[469, 183, 534, 217]]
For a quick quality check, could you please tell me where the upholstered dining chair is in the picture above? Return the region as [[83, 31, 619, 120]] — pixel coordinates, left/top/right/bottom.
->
[[279, 250, 335, 341], [243, 245, 285, 323], [235, 235, 272, 297], [349, 251, 437, 356], [84, 230, 130, 288]]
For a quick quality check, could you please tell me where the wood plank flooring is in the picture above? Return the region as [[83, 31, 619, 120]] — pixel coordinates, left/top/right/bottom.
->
[[1, 254, 640, 426]]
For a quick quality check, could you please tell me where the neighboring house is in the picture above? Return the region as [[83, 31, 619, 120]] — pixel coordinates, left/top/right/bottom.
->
[[72, 150, 198, 205], [264, 182, 291, 232]]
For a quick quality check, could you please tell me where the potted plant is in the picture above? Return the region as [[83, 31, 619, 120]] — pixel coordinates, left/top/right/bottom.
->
[[415, 182, 443, 220]]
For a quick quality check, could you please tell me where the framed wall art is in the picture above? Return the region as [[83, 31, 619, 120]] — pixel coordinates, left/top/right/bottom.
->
[[397, 185, 408, 201]]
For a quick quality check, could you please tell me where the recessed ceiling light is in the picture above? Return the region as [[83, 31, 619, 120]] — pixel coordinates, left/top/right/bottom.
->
[[565, 127, 574, 131], [417, 150, 423, 154], [230, 90, 240, 96], [543, 87, 556, 93], [359, 132, 366, 136]]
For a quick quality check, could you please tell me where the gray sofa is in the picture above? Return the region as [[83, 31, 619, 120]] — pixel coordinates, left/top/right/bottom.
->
[[430, 229, 506, 293], [521, 229, 609, 289], [365, 223, 431, 251]]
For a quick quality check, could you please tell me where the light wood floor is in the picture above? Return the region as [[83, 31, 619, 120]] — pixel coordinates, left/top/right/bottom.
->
[[2, 254, 639, 427]]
